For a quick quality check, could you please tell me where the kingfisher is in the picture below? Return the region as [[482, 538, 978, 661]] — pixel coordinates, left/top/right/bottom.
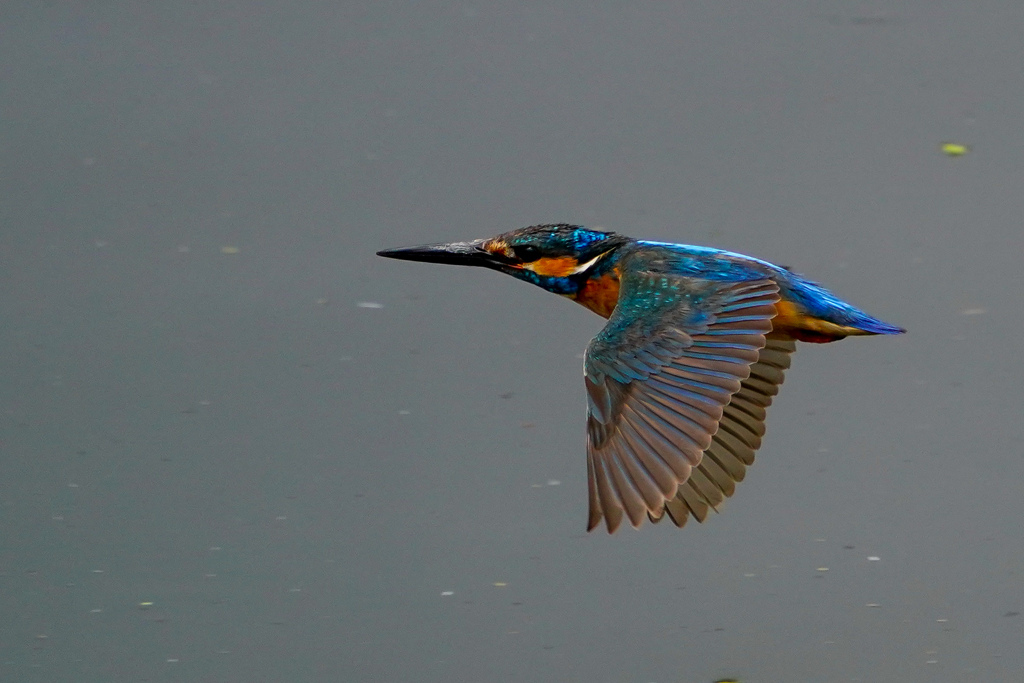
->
[[378, 224, 904, 533]]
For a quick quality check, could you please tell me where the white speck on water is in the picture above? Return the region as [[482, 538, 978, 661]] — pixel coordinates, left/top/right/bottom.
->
[[868, 556, 881, 561], [275, 516, 287, 520], [546, 479, 561, 486], [91, 569, 104, 574], [166, 658, 179, 663], [937, 618, 948, 622], [743, 573, 757, 578], [398, 410, 411, 415], [288, 587, 302, 592], [926, 660, 938, 664], [357, 301, 384, 309], [866, 603, 881, 608], [209, 546, 222, 551], [89, 609, 102, 613], [68, 483, 79, 488], [441, 591, 454, 596], [816, 567, 829, 572]]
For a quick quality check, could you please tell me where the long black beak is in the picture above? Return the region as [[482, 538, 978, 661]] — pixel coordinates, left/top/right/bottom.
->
[[377, 240, 502, 268]]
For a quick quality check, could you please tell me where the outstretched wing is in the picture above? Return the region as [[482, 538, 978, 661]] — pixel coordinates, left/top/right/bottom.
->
[[650, 337, 795, 528], [583, 267, 781, 533]]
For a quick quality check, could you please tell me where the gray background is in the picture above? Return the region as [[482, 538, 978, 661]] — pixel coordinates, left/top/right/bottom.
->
[[3, 2, 1023, 681]]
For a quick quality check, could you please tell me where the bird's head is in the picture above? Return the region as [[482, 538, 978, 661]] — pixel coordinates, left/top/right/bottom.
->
[[378, 224, 628, 295]]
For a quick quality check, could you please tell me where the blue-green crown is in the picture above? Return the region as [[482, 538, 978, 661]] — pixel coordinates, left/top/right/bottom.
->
[[497, 224, 625, 259]]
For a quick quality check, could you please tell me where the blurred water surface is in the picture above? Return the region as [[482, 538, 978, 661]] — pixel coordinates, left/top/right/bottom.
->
[[3, 3, 1023, 681]]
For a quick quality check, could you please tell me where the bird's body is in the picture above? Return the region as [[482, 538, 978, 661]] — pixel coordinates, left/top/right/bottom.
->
[[379, 224, 903, 533]]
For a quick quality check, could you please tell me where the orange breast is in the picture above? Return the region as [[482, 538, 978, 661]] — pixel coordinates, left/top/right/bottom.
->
[[574, 269, 620, 319]]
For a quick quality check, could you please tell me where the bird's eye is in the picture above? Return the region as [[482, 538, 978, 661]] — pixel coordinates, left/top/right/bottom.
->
[[512, 244, 542, 261]]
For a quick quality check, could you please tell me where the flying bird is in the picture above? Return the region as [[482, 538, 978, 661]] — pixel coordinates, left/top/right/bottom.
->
[[378, 224, 903, 533]]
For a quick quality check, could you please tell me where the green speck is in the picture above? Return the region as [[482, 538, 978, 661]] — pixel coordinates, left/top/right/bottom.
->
[[940, 142, 969, 157]]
